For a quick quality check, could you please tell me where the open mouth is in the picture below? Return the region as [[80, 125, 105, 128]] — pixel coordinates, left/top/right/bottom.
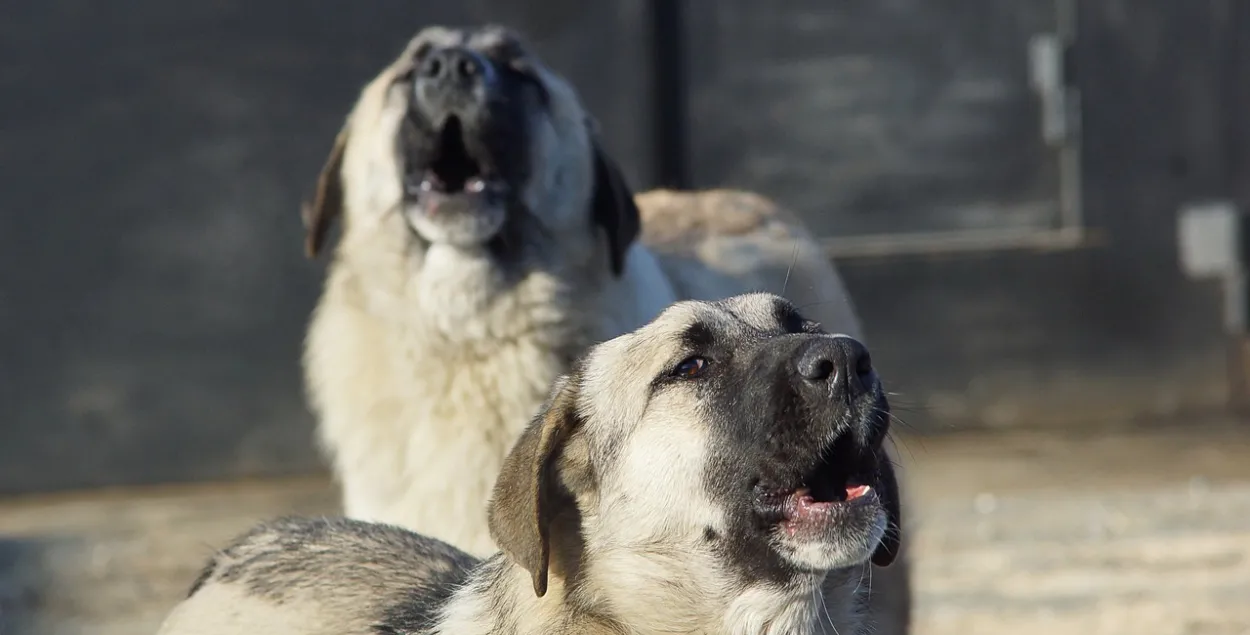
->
[[407, 116, 502, 199], [756, 437, 880, 536]]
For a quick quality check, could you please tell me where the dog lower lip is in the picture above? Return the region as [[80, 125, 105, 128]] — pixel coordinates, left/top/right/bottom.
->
[[754, 441, 879, 527], [776, 485, 876, 536]]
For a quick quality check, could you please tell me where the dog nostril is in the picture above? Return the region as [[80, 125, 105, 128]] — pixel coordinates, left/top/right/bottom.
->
[[854, 351, 873, 382], [419, 56, 443, 80], [814, 359, 835, 381], [798, 355, 836, 382]]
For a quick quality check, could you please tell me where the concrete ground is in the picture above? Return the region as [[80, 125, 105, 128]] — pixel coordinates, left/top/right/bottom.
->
[[2, 421, 1249, 635]]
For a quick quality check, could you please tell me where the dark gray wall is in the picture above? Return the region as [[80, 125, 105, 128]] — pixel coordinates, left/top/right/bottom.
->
[[682, 0, 1232, 430], [685, 0, 1064, 238]]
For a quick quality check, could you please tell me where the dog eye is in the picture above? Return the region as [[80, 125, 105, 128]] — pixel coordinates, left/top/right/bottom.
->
[[671, 356, 709, 379]]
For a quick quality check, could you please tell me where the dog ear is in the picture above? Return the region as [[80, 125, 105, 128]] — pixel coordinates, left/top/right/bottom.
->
[[300, 125, 350, 259], [488, 373, 581, 597], [870, 446, 903, 567], [589, 136, 641, 277]]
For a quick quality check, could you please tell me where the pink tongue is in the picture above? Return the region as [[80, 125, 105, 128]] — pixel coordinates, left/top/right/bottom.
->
[[845, 484, 871, 500]]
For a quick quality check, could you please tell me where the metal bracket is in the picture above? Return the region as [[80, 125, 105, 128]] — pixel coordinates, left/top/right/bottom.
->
[[1178, 200, 1243, 329], [1028, 33, 1077, 146], [1029, 0, 1080, 147], [822, 0, 1085, 260], [1176, 200, 1250, 413]]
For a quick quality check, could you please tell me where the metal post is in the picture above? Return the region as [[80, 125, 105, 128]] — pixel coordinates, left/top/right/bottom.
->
[[648, 0, 690, 190]]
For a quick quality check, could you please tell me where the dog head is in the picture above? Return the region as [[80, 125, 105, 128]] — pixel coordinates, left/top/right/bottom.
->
[[302, 25, 639, 277], [488, 292, 901, 625]]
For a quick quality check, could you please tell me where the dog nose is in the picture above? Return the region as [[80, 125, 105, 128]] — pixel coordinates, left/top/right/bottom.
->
[[414, 46, 495, 121], [795, 336, 875, 395], [418, 46, 489, 90]]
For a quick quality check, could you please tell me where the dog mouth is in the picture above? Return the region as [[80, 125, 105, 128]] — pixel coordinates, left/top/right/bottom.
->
[[755, 437, 881, 538], [404, 115, 507, 204]]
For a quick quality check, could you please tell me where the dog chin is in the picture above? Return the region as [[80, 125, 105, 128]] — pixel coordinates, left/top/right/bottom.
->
[[404, 199, 505, 247], [774, 501, 888, 572]]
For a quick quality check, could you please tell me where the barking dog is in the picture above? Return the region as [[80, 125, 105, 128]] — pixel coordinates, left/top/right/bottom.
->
[[160, 294, 902, 635]]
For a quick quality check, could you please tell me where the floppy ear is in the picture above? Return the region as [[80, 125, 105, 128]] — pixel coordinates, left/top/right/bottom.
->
[[589, 137, 641, 277], [300, 125, 350, 259], [870, 447, 903, 567], [488, 374, 581, 597]]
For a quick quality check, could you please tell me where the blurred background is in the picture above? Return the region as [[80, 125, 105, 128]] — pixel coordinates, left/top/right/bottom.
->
[[3, 1, 1250, 633]]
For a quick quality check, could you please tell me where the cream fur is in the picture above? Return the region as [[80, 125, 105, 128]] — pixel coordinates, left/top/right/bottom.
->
[[301, 25, 909, 634]]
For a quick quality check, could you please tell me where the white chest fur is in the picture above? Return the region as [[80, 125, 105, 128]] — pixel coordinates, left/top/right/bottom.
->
[[306, 244, 676, 555]]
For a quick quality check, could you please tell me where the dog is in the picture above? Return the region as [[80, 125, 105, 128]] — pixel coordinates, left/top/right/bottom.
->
[[300, 25, 909, 632], [158, 294, 902, 635]]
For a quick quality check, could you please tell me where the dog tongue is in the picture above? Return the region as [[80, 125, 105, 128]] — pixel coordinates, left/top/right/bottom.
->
[[845, 484, 871, 500]]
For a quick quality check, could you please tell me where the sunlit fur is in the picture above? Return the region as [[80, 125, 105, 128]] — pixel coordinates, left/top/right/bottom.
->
[[301, 24, 908, 633], [157, 294, 898, 635]]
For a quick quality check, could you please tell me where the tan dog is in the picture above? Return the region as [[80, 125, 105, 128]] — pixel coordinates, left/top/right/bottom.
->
[[160, 294, 902, 635], [301, 25, 909, 632]]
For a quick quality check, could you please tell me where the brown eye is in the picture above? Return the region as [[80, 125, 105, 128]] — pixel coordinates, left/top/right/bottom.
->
[[672, 356, 709, 379]]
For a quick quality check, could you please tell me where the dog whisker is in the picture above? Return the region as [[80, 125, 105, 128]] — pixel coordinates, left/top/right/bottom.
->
[[851, 560, 870, 598], [885, 412, 916, 432], [781, 239, 800, 298], [885, 430, 923, 463], [816, 584, 842, 635], [887, 403, 931, 416]]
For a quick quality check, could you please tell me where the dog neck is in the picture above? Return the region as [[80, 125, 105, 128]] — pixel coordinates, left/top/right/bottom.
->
[[333, 226, 675, 349], [434, 552, 859, 635], [576, 543, 863, 635], [432, 555, 619, 635]]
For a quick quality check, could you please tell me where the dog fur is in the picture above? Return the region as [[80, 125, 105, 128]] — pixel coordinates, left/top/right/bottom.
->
[[300, 25, 909, 632], [159, 294, 902, 635]]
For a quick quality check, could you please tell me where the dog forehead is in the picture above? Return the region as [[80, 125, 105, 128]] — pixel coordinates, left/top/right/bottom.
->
[[650, 295, 808, 343], [578, 302, 708, 380], [408, 26, 463, 51], [718, 293, 826, 340], [613, 303, 750, 368], [643, 300, 741, 344], [408, 25, 528, 59], [716, 293, 802, 331], [581, 295, 802, 394]]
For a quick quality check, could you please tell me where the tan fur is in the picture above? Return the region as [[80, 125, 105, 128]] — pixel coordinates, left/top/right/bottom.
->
[[302, 25, 909, 634], [158, 294, 901, 635], [636, 188, 861, 334]]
